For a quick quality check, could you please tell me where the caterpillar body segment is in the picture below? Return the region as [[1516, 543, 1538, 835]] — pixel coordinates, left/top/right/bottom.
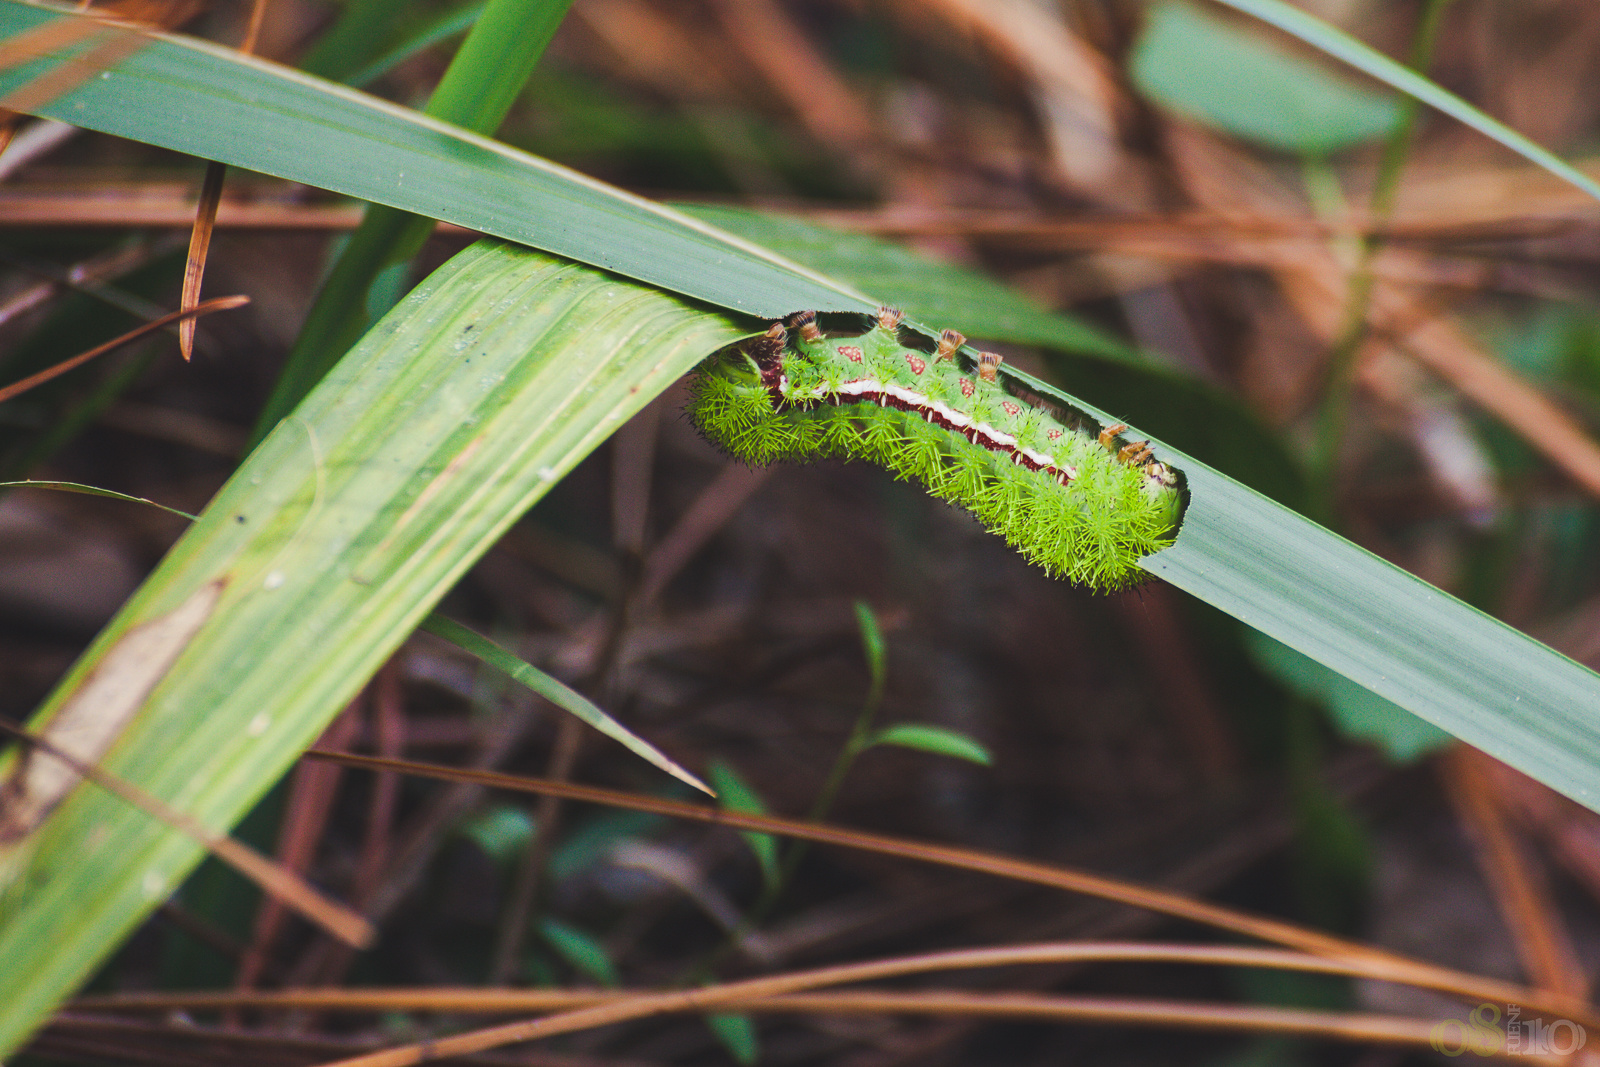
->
[[686, 308, 1184, 590]]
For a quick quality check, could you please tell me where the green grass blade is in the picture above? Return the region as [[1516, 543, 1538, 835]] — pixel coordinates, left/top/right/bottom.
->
[[345, 0, 487, 89], [865, 725, 993, 767], [0, 0, 871, 318], [999, 362, 1600, 813], [676, 204, 1135, 361], [418, 614, 712, 796], [296, 0, 397, 80], [256, 0, 576, 436], [0, 480, 198, 520], [1210, 0, 1600, 201], [0, 244, 742, 1054]]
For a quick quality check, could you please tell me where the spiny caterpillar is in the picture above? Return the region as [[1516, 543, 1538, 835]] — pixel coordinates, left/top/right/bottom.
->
[[686, 307, 1184, 591]]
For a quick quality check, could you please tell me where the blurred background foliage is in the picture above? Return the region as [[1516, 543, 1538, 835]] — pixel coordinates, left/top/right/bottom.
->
[[3, 0, 1600, 1064]]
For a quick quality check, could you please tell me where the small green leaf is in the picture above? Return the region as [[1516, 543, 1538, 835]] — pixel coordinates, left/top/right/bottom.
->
[[1130, 1, 1401, 155], [0, 481, 197, 521], [706, 761, 779, 887], [421, 615, 713, 796], [1211, 0, 1600, 201], [548, 810, 663, 883], [853, 600, 886, 699], [705, 1011, 759, 1065], [866, 724, 993, 766], [1248, 632, 1452, 762], [458, 804, 536, 862], [537, 917, 618, 987]]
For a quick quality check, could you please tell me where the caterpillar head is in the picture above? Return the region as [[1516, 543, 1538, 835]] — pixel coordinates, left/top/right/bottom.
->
[[1144, 461, 1178, 492], [748, 322, 788, 389], [976, 351, 1003, 382]]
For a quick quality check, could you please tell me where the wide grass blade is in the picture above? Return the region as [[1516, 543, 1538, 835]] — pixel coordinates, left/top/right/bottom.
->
[[0, 0, 870, 318], [1000, 362, 1600, 813], [255, 0, 576, 436], [0, 244, 742, 1054]]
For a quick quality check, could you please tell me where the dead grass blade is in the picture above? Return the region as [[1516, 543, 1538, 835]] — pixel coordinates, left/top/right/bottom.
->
[[283, 941, 1552, 1067], [0, 293, 247, 403], [55, 940, 1534, 1014], [1441, 746, 1588, 999], [0, 19, 148, 116], [0, 720, 373, 948], [48, 994, 1540, 1062], [178, 161, 227, 361], [177, 0, 264, 361], [305, 750, 1598, 1027]]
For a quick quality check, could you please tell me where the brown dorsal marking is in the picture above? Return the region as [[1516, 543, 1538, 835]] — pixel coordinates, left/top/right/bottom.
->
[[936, 329, 965, 361], [1097, 423, 1127, 452], [1118, 441, 1153, 467], [977, 351, 1003, 382], [877, 306, 904, 331], [791, 310, 823, 344]]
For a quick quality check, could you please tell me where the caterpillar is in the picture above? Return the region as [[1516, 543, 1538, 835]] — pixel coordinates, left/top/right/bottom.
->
[[686, 308, 1184, 591]]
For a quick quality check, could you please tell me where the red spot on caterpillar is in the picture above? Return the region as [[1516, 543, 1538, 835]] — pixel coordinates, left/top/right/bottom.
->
[[1046, 429, 1063, 441], [1001, 401, 1020, 416], [839, 345, 864, 363], [959, 378, 975, 398], [906, 355, 926, 375]]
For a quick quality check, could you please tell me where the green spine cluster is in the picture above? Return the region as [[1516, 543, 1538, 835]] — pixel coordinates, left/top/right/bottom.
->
[[686, 313, 1183, 590]]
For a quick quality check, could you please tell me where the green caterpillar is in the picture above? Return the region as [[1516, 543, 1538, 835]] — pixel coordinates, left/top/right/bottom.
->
[[686, 308, 1184, 591]]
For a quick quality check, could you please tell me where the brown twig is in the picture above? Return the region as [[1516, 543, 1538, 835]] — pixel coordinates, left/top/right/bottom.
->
[[0, 294, 248, 404], [305, 750, 1599, 1028]]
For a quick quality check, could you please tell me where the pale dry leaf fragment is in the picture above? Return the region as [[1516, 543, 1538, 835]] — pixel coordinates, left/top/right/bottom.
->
[[0, 579, 224, 844]]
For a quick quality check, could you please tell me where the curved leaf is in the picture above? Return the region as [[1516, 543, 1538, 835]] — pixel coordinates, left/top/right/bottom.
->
[[0, 244, 741, 1054]]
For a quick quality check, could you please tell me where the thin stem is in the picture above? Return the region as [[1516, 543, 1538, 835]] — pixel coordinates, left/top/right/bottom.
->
[[1309, 0, 1459, 507]]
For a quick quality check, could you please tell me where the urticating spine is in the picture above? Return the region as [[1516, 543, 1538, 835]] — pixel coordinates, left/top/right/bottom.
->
[[686, 309, 1183, 590]]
